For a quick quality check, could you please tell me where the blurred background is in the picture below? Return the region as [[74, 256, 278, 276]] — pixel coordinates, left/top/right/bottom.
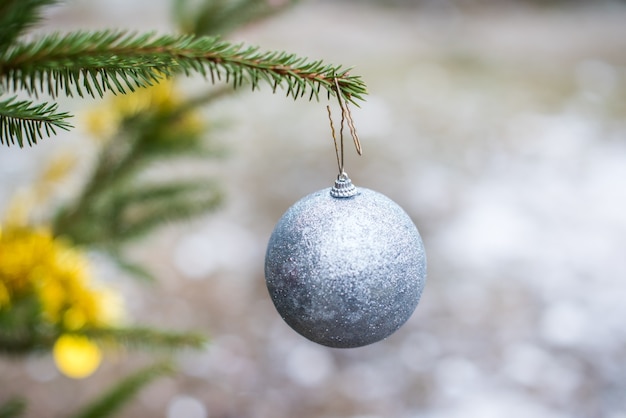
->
[[1, 0, 626, 417]]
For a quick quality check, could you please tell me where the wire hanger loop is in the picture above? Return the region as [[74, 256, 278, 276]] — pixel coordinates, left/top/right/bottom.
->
[[327, 77, 362, 179]]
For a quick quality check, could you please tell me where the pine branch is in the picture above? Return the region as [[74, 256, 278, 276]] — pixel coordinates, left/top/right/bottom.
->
[[69, 361, 174, 418], [61, 180, 222, 247], [52, 90, 223, 248], [174, 0, 300, 37], [1, 297, 206, 354], [0, 0, 59, 53], [0, 325, 206, 355], [80, 327, 207, 351], [54, 172, 222, 247], [109, 251, 157, 282], [0, 296, 54, 355], [0, 96, 72, 147], [109, 181, 222, 242], [0, 398, 26, 418], [0, 30, 367, 104]]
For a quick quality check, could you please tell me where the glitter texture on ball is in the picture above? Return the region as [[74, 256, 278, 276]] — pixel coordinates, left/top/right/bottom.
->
[[265, 177, 426, 348]]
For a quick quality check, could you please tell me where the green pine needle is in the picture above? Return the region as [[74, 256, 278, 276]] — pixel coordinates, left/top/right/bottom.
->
[[53, 179, 222, 247], [174, 0, 300, 37], [109, 252, 157, 282], [0, 398, 26, 418], [0, 303, 206, 354], [0, 96, 72, 147], [110, 181, 223, 242], [0, 30, 367, 103], [0, 0, 59, 53], [80, 327, 208, 351], [69, 361, 175, 418]]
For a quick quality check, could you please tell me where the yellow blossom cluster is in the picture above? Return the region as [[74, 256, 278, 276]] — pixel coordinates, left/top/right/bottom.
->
[[0, 226, 123, 378], [84, 78, 204, 140], [1, 78, 203, 380], [0, 226, 121, 328]]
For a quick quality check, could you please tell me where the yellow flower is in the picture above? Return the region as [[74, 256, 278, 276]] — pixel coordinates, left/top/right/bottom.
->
[[0, 227, 56, 303], [36, 243, 106, 328], [0, 225, 125, 378], [83, 105, 121, 140], [53, 335, 102, 379], [2, 152, 76, 228], [83, 77, 205, 140], [84, 79, 173, 137], [0, 281, 9, 307], [114, 78, 177, 114]]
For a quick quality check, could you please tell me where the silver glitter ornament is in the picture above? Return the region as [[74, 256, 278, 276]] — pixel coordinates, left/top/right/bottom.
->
[[265, 174, 426, 348]]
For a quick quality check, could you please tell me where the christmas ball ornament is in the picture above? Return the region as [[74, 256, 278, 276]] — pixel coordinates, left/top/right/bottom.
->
[[265, 173, 426, 348]]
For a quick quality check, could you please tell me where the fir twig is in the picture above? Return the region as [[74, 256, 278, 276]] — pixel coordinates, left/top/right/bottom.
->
[[54, 179, 222, 247], [109, 251, 157, 282], [174, 0, 300, 37], [0, 96, 72, 147], [0, 298, 206, 354], [0, 0, 59, 53], [0, 296, 54, 354], [69, 361, 175, 418], [0, 30, 367, 104], [0, 398, 26, 418], [109, 181, 222, 242], [80, 327, 208, 351]]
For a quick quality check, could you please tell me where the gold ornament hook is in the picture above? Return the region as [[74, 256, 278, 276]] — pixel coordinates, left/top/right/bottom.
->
[[327, 77, 362, 179]]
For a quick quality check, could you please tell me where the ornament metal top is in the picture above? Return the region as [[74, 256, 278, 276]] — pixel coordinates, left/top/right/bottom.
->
[[264, 82, 426, 348]]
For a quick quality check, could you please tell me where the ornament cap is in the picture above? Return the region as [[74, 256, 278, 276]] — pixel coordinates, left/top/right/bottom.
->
[[330, 172, 357, 198]]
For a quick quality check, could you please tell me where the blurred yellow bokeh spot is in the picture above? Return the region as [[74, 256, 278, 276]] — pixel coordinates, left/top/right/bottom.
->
[[53, 335, 102, 379]]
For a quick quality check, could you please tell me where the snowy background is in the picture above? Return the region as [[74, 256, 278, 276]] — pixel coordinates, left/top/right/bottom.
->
[[1, 0, 626, 417]]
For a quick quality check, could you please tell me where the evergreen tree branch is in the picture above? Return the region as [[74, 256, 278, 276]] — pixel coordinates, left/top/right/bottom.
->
[[55, 179, 222, 247], [0, 96, 72, 147], [69, 361, 175, 418], [1, 297, 206, 354], [0, 296, 54, 355], [174, 0, 300, 37], [108, 253, 157, 282], [80, 327, 207, 351], [0, 30, 367, 104], [0, 398, 26, 418], [0, 324, 206, 355], [52, 90, 223, 248], [0, 0, 59, 53], [109, 181, 222, 242]]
